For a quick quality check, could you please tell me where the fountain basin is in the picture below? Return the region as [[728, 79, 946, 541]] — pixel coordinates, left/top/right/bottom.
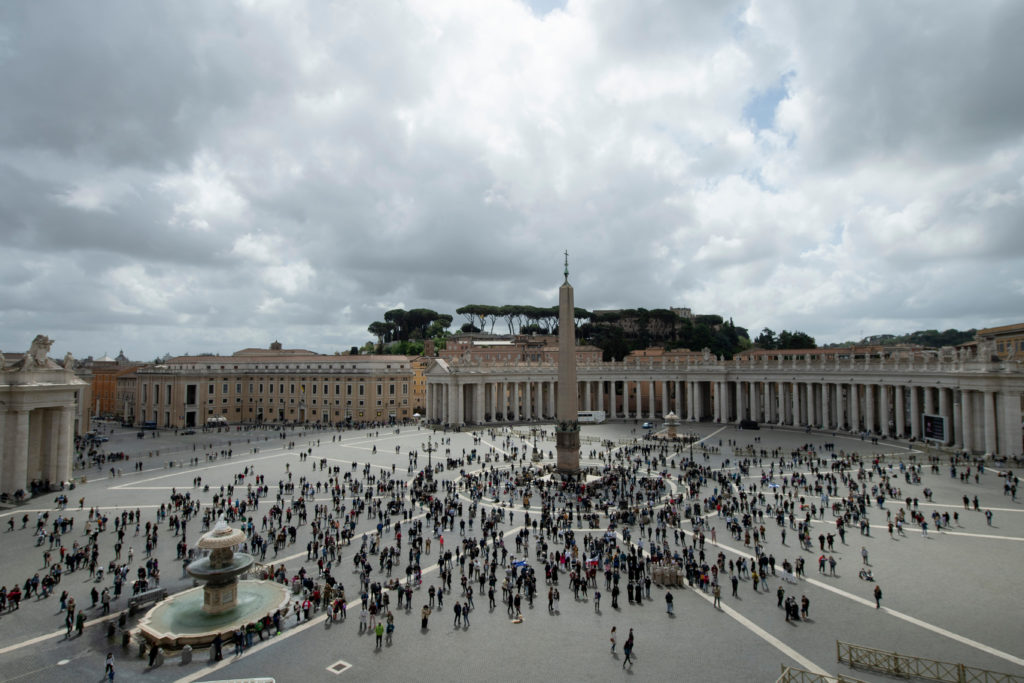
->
[[137, 580, 290, 648], [186, 553, 255, 585]]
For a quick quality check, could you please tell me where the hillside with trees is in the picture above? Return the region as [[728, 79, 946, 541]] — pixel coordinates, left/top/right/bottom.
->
[[367, 303, 820, 361]]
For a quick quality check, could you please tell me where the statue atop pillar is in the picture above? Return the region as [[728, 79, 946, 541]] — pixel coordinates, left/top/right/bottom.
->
[[17, 335, 55, 371]]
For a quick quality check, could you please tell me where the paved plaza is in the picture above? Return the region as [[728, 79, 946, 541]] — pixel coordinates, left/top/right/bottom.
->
[[0, 421, 1020, 683]]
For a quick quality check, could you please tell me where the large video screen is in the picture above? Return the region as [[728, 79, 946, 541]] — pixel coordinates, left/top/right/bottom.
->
[[922, 414, 946, 442]]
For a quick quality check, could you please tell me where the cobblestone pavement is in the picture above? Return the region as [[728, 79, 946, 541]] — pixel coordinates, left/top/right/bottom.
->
[[0, 421, 1020, 683]]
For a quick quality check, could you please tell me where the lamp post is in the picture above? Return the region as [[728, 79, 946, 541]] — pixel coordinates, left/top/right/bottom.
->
[[423, 436, 436, 478], [531, 426, 539, 457]]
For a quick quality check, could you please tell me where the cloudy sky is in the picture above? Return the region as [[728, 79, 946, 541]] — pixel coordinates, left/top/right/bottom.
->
[[2, 0, 1023, 361]]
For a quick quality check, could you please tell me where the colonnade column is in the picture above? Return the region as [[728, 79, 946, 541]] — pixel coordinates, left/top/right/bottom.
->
[[1000, 391, 1021, 458], [662, 381, 669, 418], [983, 391, 997, 455], [511, 383, 519, 422], [895, 385, 905, 437], [953, 395, 963, 450], [597, 381, 605, 414], [939, 388, 952, 446], [608, 381, 617, 419], [910, 387, 921, 440], [790, 382, 799, 426], [674, 381, 683, 417], [864, 384, 875, 433], [961, 390, 974, 452], [648, 381, 656, 419], [850, 384, 860, 432], [584, 381, 592, 412], [634, 382, 642, 420]]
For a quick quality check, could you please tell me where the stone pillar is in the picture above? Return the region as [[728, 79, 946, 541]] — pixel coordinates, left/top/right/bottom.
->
[[939, 388, 952, 446], [953, 396, 963, 450], [983, 391, 997, 455], [749, 382, 758, 422], [817, 383, 826, 428], [713, 382, 722, 422], [456, 383, 465, 425], [492, 383, 499, 422], [675, 380, 683, 417], [865, 384, 875, 434], [548, 381, 556, 418], [961, 390, 974, 452], [895, 385, 905, 437], [55, 407, 74, 485], [850, 384, 860, 432], [634, 381, 642, 420], [924, 388, 935, 416], [648, 381, 656, 419], [597, 381, 605, 414], [791, 382, 799, 426], [583, 381, 591, 412], [913, 387, 921, 440], [776, 383, 785, 425], [511, 383, 519, 422], [1000, 391, 1021, 458], [688, 382, 697, 421], [662, 381, 669, 418], [735, 381, 743, 423], [880, 385, 891, 436], [11, 410, 30, 494], [523, 382, 532, 421], [609, 381, 616, 419]]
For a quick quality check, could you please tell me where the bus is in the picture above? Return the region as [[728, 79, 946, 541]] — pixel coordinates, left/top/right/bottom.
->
[[578, 410, 606, 424]]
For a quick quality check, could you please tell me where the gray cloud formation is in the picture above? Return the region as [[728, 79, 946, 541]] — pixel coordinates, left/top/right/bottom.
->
[[1, 0, 1022, 360]]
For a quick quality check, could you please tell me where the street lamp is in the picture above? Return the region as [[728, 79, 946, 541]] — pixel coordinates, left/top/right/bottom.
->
[[423, 436, 436, 477]]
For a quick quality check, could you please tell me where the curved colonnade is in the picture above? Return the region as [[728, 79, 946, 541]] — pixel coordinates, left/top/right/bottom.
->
[[426, 348, 1024, 458]]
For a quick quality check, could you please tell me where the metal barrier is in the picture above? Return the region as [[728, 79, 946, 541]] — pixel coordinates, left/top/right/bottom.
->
[[836, 641, 1024, 683], [776, 665, 868, 683]]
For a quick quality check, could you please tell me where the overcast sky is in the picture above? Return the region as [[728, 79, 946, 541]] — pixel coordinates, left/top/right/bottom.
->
[[2, 0, 1023, 361]]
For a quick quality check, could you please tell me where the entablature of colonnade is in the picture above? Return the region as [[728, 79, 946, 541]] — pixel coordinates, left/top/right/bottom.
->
[[425, 352, 1024, 391]]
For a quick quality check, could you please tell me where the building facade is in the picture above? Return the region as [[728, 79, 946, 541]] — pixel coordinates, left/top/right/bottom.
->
[[426, 342, 1024, 457], [0, 336, 86, 497], [133, 344, 415, 427]]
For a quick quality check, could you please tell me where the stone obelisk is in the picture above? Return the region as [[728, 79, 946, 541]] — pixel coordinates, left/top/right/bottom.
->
[[555, 252, 581, 474]]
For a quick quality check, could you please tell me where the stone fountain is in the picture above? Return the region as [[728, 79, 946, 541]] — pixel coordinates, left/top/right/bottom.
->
[[138, 517, 290, 648], [187, 517, 253, 614]]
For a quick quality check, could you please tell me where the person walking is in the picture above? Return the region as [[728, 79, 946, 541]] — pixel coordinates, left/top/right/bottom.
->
[[622, 628, 635, 668], [873, 584, 882, 609], [374, 621, 384, 648], [665, 591, 673, 615], [713, 583, 722, 608], [104, 652, 115, 682], [609, 626, 617, 654]]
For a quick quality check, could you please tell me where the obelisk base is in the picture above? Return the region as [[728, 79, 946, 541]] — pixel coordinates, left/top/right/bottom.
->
[[555, 425, 580, 474]]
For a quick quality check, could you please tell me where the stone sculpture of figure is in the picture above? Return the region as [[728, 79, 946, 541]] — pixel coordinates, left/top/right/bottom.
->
[[0, 350, 5, 370], [21, 335, 54, 370], [702, 347, 711, 362], [63, 352, 74, 369]]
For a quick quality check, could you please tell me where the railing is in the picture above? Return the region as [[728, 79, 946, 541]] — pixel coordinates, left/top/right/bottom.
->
[[836, 641, 1024, 683], [776, 665, 868, 683]]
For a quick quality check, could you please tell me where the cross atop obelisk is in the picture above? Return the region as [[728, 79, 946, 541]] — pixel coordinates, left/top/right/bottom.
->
[[555, 252, 580, 474]]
